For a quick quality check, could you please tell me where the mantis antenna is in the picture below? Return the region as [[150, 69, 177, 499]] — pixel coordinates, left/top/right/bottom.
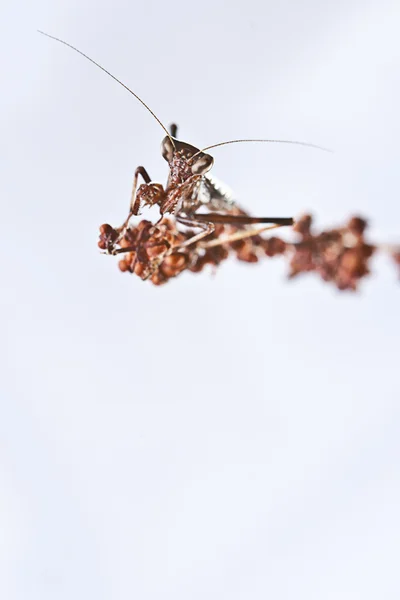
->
[[190, 138, 332, 160], [37, 30, 175, 148]]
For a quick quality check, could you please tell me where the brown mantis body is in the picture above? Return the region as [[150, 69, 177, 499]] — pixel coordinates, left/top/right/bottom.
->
[[38, 31, 328, 279], [115, 128, 295, 257]]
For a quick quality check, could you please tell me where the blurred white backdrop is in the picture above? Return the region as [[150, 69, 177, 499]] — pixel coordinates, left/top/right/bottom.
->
[[1, 0, 400, 598]]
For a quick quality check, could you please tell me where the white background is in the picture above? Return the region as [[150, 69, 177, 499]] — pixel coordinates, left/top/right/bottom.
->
[[2, 0, 400, 598]]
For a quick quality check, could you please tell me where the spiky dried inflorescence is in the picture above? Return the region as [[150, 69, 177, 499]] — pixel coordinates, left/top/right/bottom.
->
[[98, 214, 399, 289], [288, 215, 376, 291]]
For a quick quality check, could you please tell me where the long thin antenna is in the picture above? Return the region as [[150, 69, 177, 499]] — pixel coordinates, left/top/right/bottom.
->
[[37, 30, 175, 147], [190, 138, 332, 160]]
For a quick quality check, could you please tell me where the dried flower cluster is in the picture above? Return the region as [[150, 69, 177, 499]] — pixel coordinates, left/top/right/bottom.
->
[[289, 215, 375, 290], [98, 214, 399, 289]]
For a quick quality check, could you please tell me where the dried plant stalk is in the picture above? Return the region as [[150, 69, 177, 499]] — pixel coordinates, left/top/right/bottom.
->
[[98, 213, 400, 289]]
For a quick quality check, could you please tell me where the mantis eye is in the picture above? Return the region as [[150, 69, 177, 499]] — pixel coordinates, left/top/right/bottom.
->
[[161, 136, 175, 162], [191, 154, 214, 175]]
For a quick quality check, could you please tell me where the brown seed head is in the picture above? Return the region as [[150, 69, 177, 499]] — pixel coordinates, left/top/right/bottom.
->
[[348, 216, 367, 237]]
